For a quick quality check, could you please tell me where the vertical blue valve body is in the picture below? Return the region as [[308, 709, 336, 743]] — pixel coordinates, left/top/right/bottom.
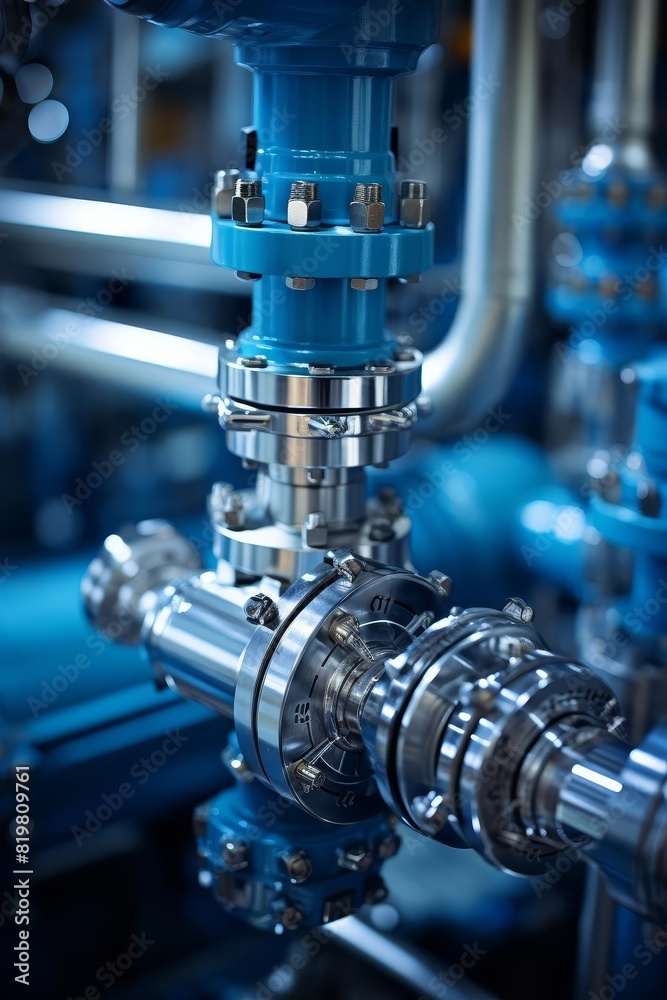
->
[[591, 352, 667, 637], [104, 0, 439, 368]]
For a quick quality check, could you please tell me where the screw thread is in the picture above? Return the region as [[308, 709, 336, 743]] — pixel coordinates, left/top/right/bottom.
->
[[235, 178, 262, 197], [290, 180, 319, 201], [400, 179, 428, 199], [354, 182, 382, 204]]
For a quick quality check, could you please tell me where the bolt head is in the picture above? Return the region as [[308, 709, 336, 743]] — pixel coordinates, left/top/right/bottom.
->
[[377, 834, 400, 859], [337, 844, 373, 871], [399, 179, 431, 228], [364, 877, 389, 904], [285, 275, 316, 291], [350, 278, 379, 291], [428, 571, 453, 598], [288, 197, 322, 229], [231, 193, 265, 226], [213, 168, 241, 217], [279, 906, 303, 930], [221, 838, 248, 871], [244, 593, 279, 626], [282, 850, 312, 884], [369, 518, 395, 543], [350, 199, 385, 232], [303, 511, 328, 548], [240, 355, 267, 369], [308, 415, 348, 438]]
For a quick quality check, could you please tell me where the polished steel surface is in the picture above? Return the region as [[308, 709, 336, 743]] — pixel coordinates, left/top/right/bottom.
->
[[423, 0, 539, 435]]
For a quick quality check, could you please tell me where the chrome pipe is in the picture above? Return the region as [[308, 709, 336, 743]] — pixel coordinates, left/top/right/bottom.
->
[[589, 0, 659, 168], [422, 0, 539, 437]]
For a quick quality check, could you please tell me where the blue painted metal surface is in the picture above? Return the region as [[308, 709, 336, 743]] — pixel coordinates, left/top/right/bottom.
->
[[106, 0, 439, 369], [590, 351, 667, 637], [195, 777, 394, 931], [370, 435, 552, 608]]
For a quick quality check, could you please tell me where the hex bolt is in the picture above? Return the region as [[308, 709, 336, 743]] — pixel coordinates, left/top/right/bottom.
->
[[326, 548, 365, 582], [294, 761, 325, 791], [414, 790, 446, 832], [213, 168, 241, 217], [364, 361, 395, 374], [285, 275, 316, 291], [201, 393, 222, 415], [369, 518, 395, 543], [308, 364, 335, 376], [222, 492, 245, 529], [399, 179, 431, 229], [221, 837, 249, 871], [350, 182, 385, 232], [210, 481, 233, 511], [377, 834, 401, 859], [637, 479, 661, 517], [240, 355, 268, 369], [329, 612, 375, 663], [428, 571, 454, 598], [503, 597, 534, 622], [397, 274, 422, 284], [221, 746, 254, 783], [337, 843, 374, 872], [308, 415, 348, 438], [244, 593, 279, 626], [302, 511, 328, 549], [287, 180, 322, 229], [369, 408, 415, 431], [235, 270, 262, 281], [279, 906, 304, 930], [281, 850, 312, 884], [192, 803, 211, 840], [231, 178, 264, 227], [364, 877, 389, 904], [393, 347, 416, 363], [350, 278, 379, 291]]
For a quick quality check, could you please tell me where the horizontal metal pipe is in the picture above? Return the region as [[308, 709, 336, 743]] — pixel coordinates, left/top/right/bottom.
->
[[144, 572, 255, 719]]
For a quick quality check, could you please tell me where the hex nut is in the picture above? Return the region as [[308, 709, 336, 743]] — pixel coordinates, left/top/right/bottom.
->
[[288, 181, 322, 229], [350, 278, 379, 291], [286, 276, 316, 291], [350, 200, 385, 232], [213, 169, 241, 217], [399, 179, 431, 228], [231, 178, 264, 227]]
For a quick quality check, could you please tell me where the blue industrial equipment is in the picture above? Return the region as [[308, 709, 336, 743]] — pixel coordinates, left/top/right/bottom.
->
[[82, 0, 667, 965]]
